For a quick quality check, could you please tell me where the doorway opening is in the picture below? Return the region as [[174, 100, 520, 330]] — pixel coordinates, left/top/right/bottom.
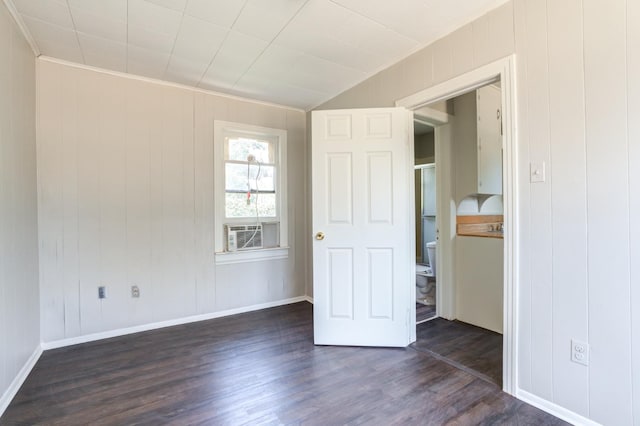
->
[[414, 120, 437, 324], [411, 86, 505, 388], [399, 56, 517, 394]]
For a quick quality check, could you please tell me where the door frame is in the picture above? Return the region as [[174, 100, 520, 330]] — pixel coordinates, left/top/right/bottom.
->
[[412, 114, 454, 326], [397, 55, 518, 395]]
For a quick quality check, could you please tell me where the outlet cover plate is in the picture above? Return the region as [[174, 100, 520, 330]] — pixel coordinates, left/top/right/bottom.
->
[[571, 339, 589, 366]]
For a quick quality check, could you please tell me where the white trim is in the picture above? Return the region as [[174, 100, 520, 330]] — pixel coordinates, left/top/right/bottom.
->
[[414, 106, 450, 125], [516, 389, 601, 426], [41, 296, 309, 350], [414, 163, 435, 171], [0, 345, 43, 417], [407, 115, 417, 344], [215, 246, 289, 265], [2, 0, 40, 56], [37, 56, 305, 113], [501, 55, 519, 397], [303, 295, 314, 304], [412, 108, 456, 322], [397, 58, 505, 110], [397, 55, 518, 395]]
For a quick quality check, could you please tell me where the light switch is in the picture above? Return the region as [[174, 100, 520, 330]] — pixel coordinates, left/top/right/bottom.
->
[[530, 161, 546, 183]]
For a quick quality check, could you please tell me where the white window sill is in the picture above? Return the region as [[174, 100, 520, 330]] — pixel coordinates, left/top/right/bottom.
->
[[215, 247, 289, 265]]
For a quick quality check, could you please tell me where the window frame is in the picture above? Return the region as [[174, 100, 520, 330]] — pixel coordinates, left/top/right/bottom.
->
[[213, 120, 288, 262], [223, 135, 278, 221]]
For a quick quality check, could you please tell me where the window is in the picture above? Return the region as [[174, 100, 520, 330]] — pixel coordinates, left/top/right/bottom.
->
[[224, 136, 277, 220], [214, 121, 288, 263]]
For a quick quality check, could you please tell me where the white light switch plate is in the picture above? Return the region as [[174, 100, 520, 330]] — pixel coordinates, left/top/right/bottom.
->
[[530, 161, 546, 183]]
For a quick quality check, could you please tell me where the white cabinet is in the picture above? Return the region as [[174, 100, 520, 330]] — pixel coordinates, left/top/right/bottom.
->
[[454, 85, 503, 203], [476, 85, 503, 195]]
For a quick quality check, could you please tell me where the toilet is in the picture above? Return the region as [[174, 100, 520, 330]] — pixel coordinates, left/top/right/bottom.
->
[[426, 241, 436, 277], [416, 241, 437, 305], [415, 264, 429, 301]]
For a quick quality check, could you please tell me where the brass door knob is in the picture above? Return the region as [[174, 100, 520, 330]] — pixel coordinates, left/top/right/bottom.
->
[[315, 232, 325, 241]]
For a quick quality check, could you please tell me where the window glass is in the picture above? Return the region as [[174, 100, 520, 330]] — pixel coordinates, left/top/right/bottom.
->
[[225, 193, 276, 218], [226, 137, 274, 163], [225, 163, 275, 192]]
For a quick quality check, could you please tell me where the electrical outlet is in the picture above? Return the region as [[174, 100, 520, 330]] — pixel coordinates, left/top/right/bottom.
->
[[98, 286, 106, 299], [131, 285, 140, 298], [571, 339, 589, 366]]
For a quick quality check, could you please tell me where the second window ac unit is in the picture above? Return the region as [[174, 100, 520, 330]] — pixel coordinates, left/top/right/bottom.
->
[[226, 224, 262, 251]]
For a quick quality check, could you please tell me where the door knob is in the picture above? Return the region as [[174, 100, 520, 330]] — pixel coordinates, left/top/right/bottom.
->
[[315, 232, 325, 241]]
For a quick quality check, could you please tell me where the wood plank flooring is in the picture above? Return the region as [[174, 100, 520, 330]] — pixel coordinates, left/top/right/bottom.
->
[[1, 302, 565, 425], [412, 318, 503, 386], [416, 302, 436, 323]]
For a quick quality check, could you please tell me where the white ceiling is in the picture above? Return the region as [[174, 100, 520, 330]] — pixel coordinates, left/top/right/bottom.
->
[[8, 0, 507, 110]]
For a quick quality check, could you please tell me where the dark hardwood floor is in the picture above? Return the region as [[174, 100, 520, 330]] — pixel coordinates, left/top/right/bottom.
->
[[413, 318, 503, 386], [1, 302, 565, 425], [416, 302, 436, 323]]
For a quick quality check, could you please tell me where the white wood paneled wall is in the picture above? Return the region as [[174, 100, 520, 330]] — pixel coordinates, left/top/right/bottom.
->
[[37, 59, 308, 343], [545, 0, 588, 414], [629, 1, 640, 423], [318, 0, 640, 424], [515, 0, 636, 423], [0, 3, 39, 410]]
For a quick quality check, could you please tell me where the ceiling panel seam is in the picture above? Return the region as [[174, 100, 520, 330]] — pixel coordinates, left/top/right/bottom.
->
[[161, 1, 188, 79], [230, 0, 311, 88], [196, 0, 250, 88], [64, 0, 86, 64]]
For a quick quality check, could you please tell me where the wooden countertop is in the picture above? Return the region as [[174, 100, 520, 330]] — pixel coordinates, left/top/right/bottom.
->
[[456, 215, 504, 239]]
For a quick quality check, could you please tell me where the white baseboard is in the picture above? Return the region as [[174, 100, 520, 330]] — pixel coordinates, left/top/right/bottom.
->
[[303, 295, 313, 304], [42, 296, 309, 350], [516, 389, 601, 426], [0, 345, 43, 417]]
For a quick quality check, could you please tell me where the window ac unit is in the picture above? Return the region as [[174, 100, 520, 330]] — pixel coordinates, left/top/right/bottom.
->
[[226, 224, 262, 251]]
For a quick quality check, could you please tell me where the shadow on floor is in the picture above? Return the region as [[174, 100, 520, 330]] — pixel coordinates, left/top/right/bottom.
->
[[411, 318, 503, 387]]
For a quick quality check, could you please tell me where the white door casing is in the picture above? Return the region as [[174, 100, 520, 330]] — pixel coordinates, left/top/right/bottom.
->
[[312, 107, 413, 347], [397, 55, 518, 395], [415, 110, 455, 324]]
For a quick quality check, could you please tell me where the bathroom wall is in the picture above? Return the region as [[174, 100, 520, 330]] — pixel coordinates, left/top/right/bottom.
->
[[456, 237, 503, 333], [0, 2, 39, 414], [414, 132, 434, 165], [452, 92, 479, 203], [451, 90, 504, 214], [457, 196, 503, 215], [450, 89, 503, 333], [316, 0, 640, 424], [37, 59, 308, 344]]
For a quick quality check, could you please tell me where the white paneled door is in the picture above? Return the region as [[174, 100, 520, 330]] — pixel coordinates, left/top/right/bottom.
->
[[312, 108, 413, 347]]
